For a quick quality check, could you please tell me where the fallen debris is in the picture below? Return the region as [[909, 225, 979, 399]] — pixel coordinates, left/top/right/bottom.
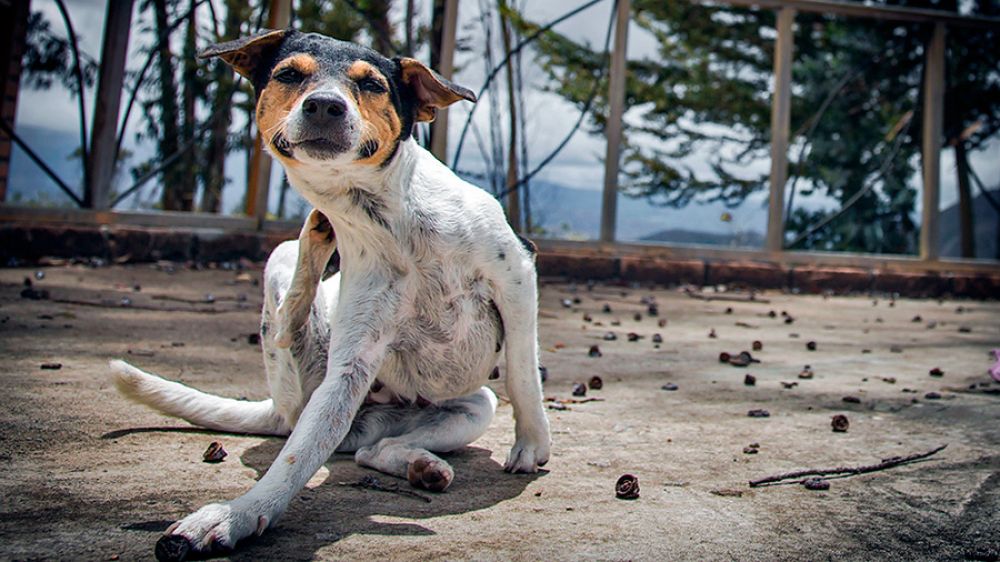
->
[[710, 488, 746, 497], [747, 409, 770, 418], [39, 362, 62, 370], [831, 414, 849, 433], [802, 478, 830, 491], [929, 367, 943, 378], [202, 442, 227, 463], [588, 345, 603, 358], [661, 383, 679, 391], [749, 444, 948, 488], [338, 475, 431, 503], [572, 383, 587, 397], [615, 474, 640, 499], [588, 376, 603, 390], [744, 374, 756, 386]]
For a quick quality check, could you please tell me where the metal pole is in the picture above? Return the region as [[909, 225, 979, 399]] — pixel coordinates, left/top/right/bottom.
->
[[246, 0, 292, 224], [919, 22, 945, 261], [765, 7, 795, 254], [599, 0, 629, 243], [430, 0, 458, 162], [86, 0, 134, 209]]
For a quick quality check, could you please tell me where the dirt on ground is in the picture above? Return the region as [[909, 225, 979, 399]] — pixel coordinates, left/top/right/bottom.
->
[[1, 263, 999, 561]]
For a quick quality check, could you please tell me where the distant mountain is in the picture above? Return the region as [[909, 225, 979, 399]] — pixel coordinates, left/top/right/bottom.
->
[[940, 190, 999, 259]]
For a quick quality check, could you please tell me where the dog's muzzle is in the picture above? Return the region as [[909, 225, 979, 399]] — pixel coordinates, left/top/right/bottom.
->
[[284, 90, 357, 160]]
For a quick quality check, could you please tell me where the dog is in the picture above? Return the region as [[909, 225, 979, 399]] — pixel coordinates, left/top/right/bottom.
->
[[109, 29, 550, 561]]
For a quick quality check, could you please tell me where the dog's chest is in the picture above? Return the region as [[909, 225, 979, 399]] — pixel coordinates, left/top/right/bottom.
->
[[377, 262, 503, 402]]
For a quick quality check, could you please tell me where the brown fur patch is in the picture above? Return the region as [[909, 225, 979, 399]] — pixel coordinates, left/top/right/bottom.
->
[[347, 61, 401, 166], [256, 57, 321, 167]]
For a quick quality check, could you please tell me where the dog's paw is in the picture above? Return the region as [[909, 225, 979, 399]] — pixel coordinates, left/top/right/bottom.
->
[[407, 457, 454, 492], [155, 502, 269, 562], [504, 433, 551, 473], [304, 209, 335, 246]]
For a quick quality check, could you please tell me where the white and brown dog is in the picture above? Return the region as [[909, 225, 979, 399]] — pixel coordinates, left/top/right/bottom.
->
[[109, 29, 550, 561]]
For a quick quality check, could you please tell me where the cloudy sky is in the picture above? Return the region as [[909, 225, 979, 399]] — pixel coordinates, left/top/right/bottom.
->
[[10, 0, 998, 244]]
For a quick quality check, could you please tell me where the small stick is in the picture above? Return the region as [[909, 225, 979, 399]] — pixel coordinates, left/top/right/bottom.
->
[[337, 475, 432, 503], [684, 289, 771, 304], [749, 444, 947, 488], [51, 297, 232, 314], [545, 397, 605, 404]]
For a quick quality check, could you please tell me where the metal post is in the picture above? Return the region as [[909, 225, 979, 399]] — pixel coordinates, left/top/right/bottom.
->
[[246, 0, 292, 223], [765, 7, 795, 254], [85, 0, 134, 209], [430, 0, 458, 162], [919, 22, 945, 261], [599, 0, 630, 243]]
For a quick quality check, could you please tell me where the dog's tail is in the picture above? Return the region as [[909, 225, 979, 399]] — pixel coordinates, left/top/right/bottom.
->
[[109, 360, 289, 436]]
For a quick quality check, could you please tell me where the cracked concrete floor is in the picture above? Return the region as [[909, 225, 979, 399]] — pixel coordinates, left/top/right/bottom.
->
[[1, 263, 999, 561]]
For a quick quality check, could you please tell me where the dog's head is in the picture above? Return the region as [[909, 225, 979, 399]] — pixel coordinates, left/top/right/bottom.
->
[[200, 29, 476, 169]]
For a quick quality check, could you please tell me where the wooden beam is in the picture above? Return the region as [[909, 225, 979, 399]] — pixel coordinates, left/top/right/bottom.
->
[[430, 0, 458, 162], [0, 0, 31, 203], [86, 0, 134, 210], [766, 7, 795, 254], [599, 0, 630, 243], [919, 22, 946, 262], [245, 0, 292, 224], [690, 0, 1000, 29]]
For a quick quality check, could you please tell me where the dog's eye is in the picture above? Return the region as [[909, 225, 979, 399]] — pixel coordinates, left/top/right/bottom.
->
[[357, 76, 387, 94], [274, 67, 305, 84]]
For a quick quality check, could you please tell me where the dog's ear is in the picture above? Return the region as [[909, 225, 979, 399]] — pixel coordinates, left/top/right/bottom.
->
[[199, 29, 290, 81], [397, 58, 477, 122]]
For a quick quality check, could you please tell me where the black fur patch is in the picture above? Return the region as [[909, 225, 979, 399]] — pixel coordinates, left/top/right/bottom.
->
[[272, 132, 293, 158], [490, 300, 505, 353], [517, 235, 537, 256], [348, 188, 389, 229], [358, 139, 379, 159]]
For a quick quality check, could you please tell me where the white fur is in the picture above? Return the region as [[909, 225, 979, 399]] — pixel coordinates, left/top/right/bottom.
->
[[110, 131, 549, 553]]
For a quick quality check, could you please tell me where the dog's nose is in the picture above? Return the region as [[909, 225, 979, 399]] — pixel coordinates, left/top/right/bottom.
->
[[302, 92, 347, 124]]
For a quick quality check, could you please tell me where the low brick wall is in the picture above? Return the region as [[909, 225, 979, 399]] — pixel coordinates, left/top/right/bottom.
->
[[2, 223, 998, 298]]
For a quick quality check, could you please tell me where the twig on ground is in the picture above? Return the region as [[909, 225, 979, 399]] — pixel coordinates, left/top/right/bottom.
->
[[749, 444, 948, 488], [545, 397, 605, 404], [51, 297, 230, 314], [337, 475, 432, 503], [684, 289, 771, 304]]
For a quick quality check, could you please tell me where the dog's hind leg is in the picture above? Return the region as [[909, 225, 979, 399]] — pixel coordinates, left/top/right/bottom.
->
[[342, 387, 498, 492]]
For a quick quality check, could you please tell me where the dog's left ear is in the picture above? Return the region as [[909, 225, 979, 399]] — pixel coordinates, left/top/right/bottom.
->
[[199, 29, 290, 81], [397, 58, 477, 122]]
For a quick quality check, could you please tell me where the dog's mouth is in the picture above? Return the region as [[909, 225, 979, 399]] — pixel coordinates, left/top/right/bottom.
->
[[278, 133, 352, 160]]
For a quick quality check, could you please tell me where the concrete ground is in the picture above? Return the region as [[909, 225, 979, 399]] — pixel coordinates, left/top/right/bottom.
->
[[1, 263, 998, 561]]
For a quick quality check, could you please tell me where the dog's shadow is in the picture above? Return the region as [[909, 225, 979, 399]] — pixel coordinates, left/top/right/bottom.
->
[[227, 438, 544, 560]]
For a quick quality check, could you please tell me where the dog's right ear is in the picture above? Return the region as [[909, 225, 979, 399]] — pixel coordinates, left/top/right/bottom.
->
[[199, 29, 290, 81]]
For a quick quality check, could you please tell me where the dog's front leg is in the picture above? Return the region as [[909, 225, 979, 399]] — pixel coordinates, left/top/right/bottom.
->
[[274, 209, 337, 348], [157, 291, 394, 560], [494, 263, 551, 473]]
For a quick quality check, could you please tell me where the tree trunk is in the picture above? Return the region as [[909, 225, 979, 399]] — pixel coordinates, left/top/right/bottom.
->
[[499, 1, 520, 232], [404, 0, 415, 56], [954, 140, 975, 258], [179, 0, 198, 211], [427, 0, 445, 150], [365, 0, 394, 55], [153, 0, 183, 211], [200, 1, 241, 213]]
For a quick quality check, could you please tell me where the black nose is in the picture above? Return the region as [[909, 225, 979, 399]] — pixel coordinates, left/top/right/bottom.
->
[[302, 92, 347, 123]]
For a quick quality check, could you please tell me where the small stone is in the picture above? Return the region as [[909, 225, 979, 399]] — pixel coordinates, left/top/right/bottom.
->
[[725, 307, 733, 315], [911, 315, 922, 323], [603, 332, 617, 341], [831, 414, 849, 432], [572, 383, 587, 397], [784, 316, 795, 324], [588, 345, 603, 358], [657, 318, 667, 328], [889, 345, 903, 353], [34, 270, 45, 280], [929, 367, 944, 377], [615, 474, 640, 500], [881, 377, 896, 384], [247, 333, 261, 345], [798, 366, 814, 380], [806, 341, 817, 351], [602, 304, 612, 313], [610, 319, 622, 327], [583, 313, 593, 322], [958, 326, 972, 333], [588, 376, 603, 390], [561, 298, 573, 308], [709, 329, 717, 339], [202, 441, 227, 463], [768, 310, 777, 318], [40, 362, 63, 370], [627, 332, 641, 342], [647, 304, 659, 316], [633, 313, 642, 322], [744, 374, 756, 386], [719, 351, 732, 363], [747, 409, 770, 418], [661, 383, 679, 391], [842, 396, 861, 404], [573, 297, 582, 304], [802, 478, 830, 491], [924, 391, 942, 400], [752, 340, 762, 351], [742, 446, 758, 454], [651, 333, 663, 344]]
